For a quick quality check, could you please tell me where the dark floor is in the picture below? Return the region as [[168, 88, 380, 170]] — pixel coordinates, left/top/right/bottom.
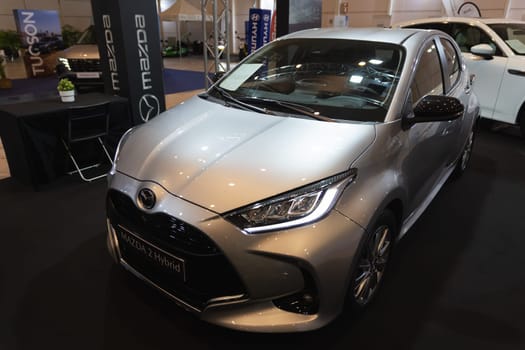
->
[[1, 125, 524, 350]]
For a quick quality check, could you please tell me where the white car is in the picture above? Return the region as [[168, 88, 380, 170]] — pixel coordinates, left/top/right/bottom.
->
[[396, 17, 525, 137]]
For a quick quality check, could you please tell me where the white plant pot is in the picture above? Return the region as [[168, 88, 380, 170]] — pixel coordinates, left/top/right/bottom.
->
[[59, 90, 75, 102]]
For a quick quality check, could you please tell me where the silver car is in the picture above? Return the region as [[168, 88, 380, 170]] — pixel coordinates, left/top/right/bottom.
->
[[106, 28, 479, 332]]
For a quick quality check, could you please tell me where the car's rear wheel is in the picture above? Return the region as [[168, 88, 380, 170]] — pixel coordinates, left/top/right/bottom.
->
[[520, 111, 525, 138], [348, 210, 396, 308], [452, 128, 475, 178]]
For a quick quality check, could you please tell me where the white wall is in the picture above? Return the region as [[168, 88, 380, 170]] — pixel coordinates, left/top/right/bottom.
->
[[321, 0, 523, 28], [505, 0, 525, 20], [2, 0, 525, 43], [390, 0, 444, 24]]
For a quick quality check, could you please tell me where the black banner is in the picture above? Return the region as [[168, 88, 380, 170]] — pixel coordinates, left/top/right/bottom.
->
[[91, 0, 165, 125], [276, 0, 322, 37]]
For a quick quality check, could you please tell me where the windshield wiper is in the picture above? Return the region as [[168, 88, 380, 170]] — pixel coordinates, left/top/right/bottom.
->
[[210, 87, 275, 115], [238, 97, 336, 122]]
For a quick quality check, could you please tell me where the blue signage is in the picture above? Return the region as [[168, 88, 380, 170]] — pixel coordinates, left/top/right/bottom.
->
[[248, 8, 272, 54], [13, 9, 63, 77]]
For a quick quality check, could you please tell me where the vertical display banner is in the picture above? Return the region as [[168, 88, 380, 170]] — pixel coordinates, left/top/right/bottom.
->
[[91, 0, 166, 125], [276, 0, 322, 37], [13, 9, 64, 78], [247, 8, 272, 54], [288, 0, 322, 33]]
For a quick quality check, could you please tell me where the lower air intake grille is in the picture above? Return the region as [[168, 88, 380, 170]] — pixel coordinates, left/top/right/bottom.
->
[[107, 189, 246, 310], [69, 58, 101, 72]]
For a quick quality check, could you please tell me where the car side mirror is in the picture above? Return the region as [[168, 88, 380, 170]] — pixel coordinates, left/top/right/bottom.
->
[[470, 43, 495, 59], [404, 95, 464, 127]]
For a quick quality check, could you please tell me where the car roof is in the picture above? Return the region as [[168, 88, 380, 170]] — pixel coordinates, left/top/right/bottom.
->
[[396, 16, 525, 27], [278, 27, 428, 45]]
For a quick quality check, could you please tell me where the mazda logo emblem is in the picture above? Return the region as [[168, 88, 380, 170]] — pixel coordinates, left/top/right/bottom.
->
[[139, 94, 160, 122], [137, 188, 156, 209]]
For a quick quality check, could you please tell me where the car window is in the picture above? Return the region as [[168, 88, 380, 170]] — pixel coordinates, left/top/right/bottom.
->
[[440, 38, 461, 90], [411, 40, 444, 104], [216, 38, 405, 122], [488, 23, 525, 55], [452, 23, 503, 56]]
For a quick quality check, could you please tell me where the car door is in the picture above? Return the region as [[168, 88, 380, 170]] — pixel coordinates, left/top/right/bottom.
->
[[438, 36, 469, 158], [486, 23, 525, 125], [452, 23, 507, 120], [404, 21, 506, 121], [402, 37, 463, 214]]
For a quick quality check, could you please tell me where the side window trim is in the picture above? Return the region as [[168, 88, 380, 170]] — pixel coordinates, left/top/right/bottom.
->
[[434, 37, 451, 94], [408, 37, 446, 106], [437, 36, 463, 94]]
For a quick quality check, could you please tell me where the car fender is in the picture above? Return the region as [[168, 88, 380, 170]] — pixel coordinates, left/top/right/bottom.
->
[[335, 122, 408, 235]]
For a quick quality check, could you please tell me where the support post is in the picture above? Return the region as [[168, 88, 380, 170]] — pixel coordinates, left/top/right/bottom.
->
[[91, 0, 166, 125]]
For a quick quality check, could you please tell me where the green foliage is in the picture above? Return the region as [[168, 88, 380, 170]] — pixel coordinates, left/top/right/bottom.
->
[[57, 78, 75, 91], [61, 25, 82, 48], [0, 30, 21, 52]]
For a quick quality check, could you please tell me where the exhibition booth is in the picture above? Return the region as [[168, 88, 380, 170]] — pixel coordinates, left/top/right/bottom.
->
[[0, 1, 524, 348], [0, 0, 306, 187]]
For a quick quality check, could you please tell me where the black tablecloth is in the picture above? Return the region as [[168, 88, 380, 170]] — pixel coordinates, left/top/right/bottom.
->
[[0, 92, 131, 187]]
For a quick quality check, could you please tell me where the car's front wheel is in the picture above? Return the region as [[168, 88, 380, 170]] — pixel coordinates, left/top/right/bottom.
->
[[347, 210, 396, 308]]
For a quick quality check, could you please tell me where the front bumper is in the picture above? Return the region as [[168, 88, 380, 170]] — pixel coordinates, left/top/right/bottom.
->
[[56, 66, 103, 88], [61, 72, 103, 87], [106, 171, 365, 332]]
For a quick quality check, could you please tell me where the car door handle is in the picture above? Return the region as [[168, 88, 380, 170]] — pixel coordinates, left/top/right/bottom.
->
[[508, 69, 525, 77], [464, 74, 475, 94]]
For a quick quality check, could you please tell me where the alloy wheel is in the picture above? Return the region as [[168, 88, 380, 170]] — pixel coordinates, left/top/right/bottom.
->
[[353, 224, 392, 306]]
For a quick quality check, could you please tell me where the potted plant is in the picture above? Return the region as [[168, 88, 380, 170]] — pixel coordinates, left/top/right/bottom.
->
[[57, 78, 75, 102]]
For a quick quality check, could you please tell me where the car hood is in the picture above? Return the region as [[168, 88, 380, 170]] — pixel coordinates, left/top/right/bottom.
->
[[61, 45, 99, 59], [116, 97, 376, 213]]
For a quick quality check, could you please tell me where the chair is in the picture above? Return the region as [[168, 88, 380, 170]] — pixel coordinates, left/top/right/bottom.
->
[[61, 101, 113, 182]]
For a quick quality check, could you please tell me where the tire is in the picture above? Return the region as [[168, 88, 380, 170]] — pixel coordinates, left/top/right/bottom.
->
[[452, 128, 475, 179], [520, 110, 525, 138], [347, 210, 397, 309]]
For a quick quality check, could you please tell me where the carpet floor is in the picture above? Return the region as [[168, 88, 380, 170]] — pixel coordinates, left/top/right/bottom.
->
[[0, 68, 205, 102], [0, 126, 524, 350]]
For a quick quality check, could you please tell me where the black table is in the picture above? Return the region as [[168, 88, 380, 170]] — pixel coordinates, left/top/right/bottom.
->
[[0, 92, 131, 188]]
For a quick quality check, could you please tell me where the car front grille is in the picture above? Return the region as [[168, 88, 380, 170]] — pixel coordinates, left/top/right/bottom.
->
[[106, 189, 246, 311], [69, 58, 101, 72]]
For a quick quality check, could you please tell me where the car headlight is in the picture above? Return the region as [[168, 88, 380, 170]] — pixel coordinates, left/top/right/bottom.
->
[[58, 57, 70, 70], [109, 127, 134, 176], [224, 169, 357, 233]]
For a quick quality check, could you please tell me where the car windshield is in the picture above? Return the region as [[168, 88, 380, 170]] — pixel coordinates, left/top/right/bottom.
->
[[214, 38, 404, 122], [77, 26, 97, 45], [488, 23, 525, 55]]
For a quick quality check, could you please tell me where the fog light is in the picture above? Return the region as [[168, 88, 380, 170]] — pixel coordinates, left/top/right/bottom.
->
[[273, 270, 318, 315]]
